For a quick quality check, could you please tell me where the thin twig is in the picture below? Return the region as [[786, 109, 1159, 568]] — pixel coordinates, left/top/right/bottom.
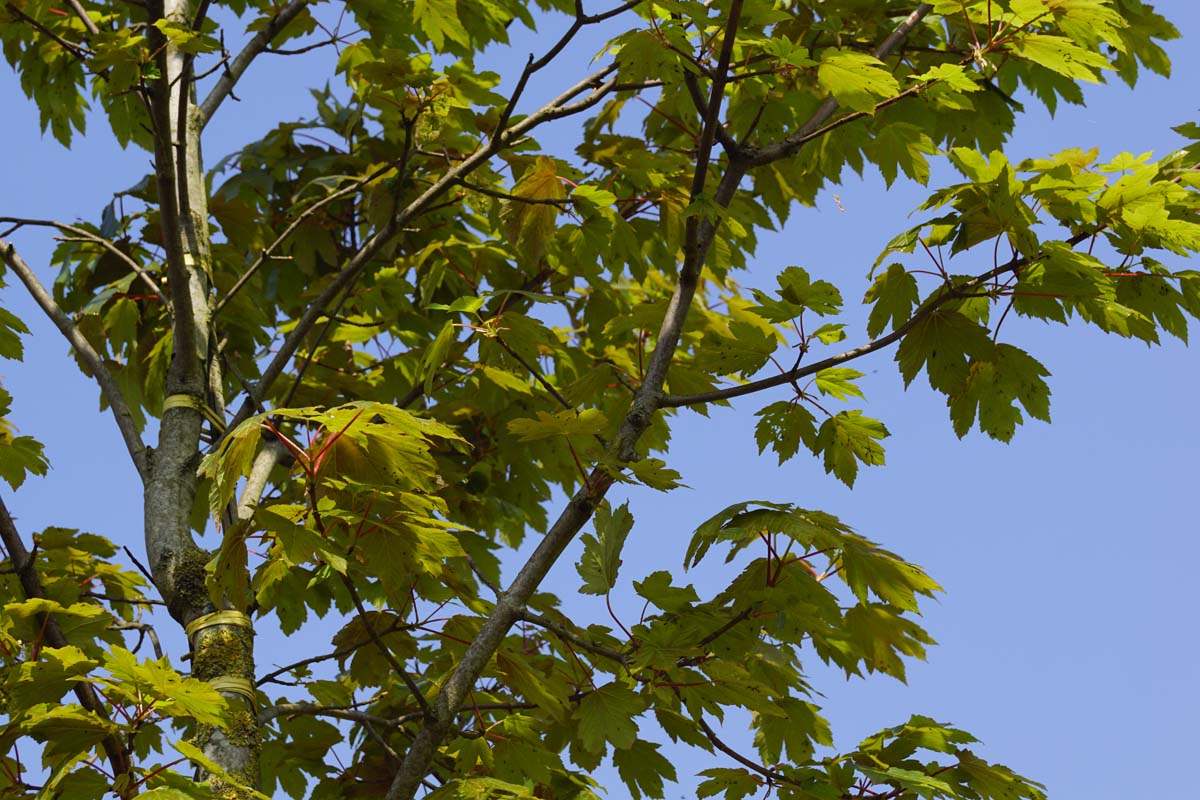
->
[[698, 715, 795, 786], [0, 217, 170, 309], [455, 178, 574, 206], [110, 620, 165, 659], [517, 609, 628, 666]]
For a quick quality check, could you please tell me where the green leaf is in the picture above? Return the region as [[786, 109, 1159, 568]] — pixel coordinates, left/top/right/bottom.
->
[[572, 184, 617, 207], [572, 681, 646, 754], [859, 765, 955, 796], [479, 364, 533, 395], [814, 367, 865, 401], [507, 408, 607, 441], [817, 50, 900, 113], [8, 646, 99, 707], [576, 501, 634, 595], [696, 767, 760, 800], [755, 401, 819, 465], [612, 739, 677, 799], [816, 411, 888, 487], [951, 750, 1048, 800], [895, 309, 993, 392], [197, 415, 263, 522], [413, 0, 471, 51], [777, 266, 843, 315], [864, 264, 919, 338], [101, 647, 228, 726], [948, 344, 1052, 441], [0, 433, 49, 490], [422, 320, 458, 395], [0, 306, 29, 360], [838, 537, 942, 612], [4, 599, 112, 645], [21, 704, 119, 762], [1012, 34, 1112, 82], [916, 63, 982, 92], [633, 570, 699, 613], [626, 457, 685, 491], [841, 603, 935, 681], [753, 697, 832, 765], [501, 156, 566, 265], [174, 740, 271, 799], [425, 777, 536, 799]]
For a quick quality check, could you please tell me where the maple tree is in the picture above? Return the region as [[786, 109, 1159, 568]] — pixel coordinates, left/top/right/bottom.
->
[[0, 0, 1196, 798]]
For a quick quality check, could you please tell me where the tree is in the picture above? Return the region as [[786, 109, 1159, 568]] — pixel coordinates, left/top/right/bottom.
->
[[0, 0, 1194, 798]]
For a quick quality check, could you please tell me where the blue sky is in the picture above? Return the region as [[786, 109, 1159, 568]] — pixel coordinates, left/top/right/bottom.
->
[[2, 4, 1197, 798]]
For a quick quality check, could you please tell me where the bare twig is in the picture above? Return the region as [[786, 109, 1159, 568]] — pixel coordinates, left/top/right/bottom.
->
[[492, 0, 643, 139], [280, 270, 362, 408], [0, 239, 149, 480], [256, 629, 397, 687], [697, 715, 794, 786]]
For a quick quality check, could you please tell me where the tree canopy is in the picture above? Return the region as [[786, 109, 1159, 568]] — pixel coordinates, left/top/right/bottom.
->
[[0, 1, 1195, 799]]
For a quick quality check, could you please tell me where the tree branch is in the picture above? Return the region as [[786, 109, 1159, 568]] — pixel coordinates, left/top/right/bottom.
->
[[111, 620, 165, 659], [262, 702, 403, 728], [197, 0, 312, 129], [380, 6, 944, 793], [0, 496, 135, 791], [234, 438, 287, 522], [256, 623, 402, 687], [0, 239, 149, 480]]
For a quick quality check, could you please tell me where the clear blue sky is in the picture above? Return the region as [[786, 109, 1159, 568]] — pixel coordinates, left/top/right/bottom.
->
[[1, 4, 1196, 798]]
